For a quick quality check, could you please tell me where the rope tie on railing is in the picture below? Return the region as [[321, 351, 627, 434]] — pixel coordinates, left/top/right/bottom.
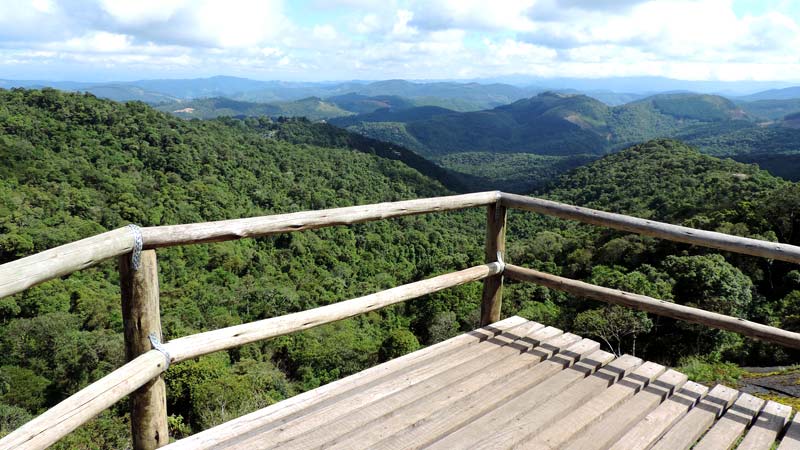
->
[[496, 251, 505, 273], [148, 333, 171, 371], [127, 224, 143, 270]]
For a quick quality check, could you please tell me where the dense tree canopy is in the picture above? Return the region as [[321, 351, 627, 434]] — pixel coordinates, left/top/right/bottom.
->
[[1, 91, 799, 448]]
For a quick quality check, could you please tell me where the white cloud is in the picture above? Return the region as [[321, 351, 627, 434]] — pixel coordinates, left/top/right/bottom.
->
[[312, 25, 338, 41], [409, 0, 536, 32], [60, 32, 132, 53], [0, 0, 799, 81]]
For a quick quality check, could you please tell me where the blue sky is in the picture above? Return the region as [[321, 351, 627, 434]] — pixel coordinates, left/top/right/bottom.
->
[[1, 0, 799, 82]]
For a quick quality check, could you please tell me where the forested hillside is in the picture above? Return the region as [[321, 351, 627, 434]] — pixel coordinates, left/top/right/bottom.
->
[[333, 91, 800, 189], [504, 139, 800, 369], [1, 90, 799, 448], [0, 88, 488, 447], [156, 96, 354, 121]]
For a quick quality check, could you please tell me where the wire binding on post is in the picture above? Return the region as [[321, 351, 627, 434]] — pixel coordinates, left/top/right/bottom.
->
[[127, 224, 143, 271], [148, 333, 171, 371], [496, 250, 505, 273]]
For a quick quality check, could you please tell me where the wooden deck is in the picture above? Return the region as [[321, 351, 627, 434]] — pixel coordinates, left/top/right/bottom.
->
[[164, 316, 799, 450]]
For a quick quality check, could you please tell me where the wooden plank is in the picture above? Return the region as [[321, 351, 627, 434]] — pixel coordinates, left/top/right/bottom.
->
[[563, 369, 688, 450], [520, 361, 666, 449], [0, 350, 166, 450], [141, 191, 499, 249], [649, 384, 740, 450], [0, 226, 134, 299], [314, 330, 580, 450], [465, 354, 644, 450], [500, 192, 800, 264], [202, 320, 542, 450], [120, 250, 168, 450], [505, 264, 800, 350], [165, 263, 502, 363], [481, 202, 506, 326], [373, 339, 603, 450], [607, 381, 708, 450], [738, 400, 792, 450], [163, 316, 528, 450], [778, 412, 800, 450], [693, 392, 764, 450]]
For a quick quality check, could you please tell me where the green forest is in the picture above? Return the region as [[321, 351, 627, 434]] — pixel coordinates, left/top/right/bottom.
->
[[1, 89, 800, 448]]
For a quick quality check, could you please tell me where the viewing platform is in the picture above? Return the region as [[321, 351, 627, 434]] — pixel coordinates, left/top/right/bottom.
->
[[1, 191, 799, 449], [164, 317, 800, 450]]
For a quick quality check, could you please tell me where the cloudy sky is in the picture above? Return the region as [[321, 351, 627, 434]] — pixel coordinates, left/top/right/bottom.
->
[[1, 0, 799, 82]]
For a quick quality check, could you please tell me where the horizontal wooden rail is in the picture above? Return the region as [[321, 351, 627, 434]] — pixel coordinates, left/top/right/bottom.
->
[[0, 192, 499, 300], [140, 191, 499, 249], [0, 263, 500, 450], [500, 193, 800, 264], [0, 227, 136, 300], [164, 262, 502, 362], [504, 264, 800, 350]]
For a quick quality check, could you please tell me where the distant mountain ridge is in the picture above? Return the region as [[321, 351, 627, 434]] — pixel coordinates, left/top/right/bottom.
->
[[331, 91, 751, 158]]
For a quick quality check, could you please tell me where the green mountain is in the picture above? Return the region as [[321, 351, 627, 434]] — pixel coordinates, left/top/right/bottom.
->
[[739, 86, 800, 101], [156, 96, 353, 121], [736, 98, 800, 121], [333, 92, 750, 158], [333, 91, 800, 190], [324, 93, 416, 114]]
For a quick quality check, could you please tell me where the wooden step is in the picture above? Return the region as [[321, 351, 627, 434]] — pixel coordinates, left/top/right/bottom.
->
[[778, 412, 800, 450], [462, 354, 644, 450], [693, 392, 764, 450], [224, 320, 547, 450], [520, 361, 666, 449], [649, 384, 740, 450], [270, 325, 567, 450], [164, 316, 529, 449], [563, 369, 687, 450], [372, 338, 603, 450], [737, 400, 792, 450], [607, 380, 708, 450]]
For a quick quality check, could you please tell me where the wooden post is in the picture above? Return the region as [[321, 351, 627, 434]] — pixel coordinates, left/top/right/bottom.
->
[[120, 250, 169, 449], [481, 202, 506, 326]]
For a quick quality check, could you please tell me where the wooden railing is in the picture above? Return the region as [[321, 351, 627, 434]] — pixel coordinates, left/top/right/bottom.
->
[[1, 191, 799, 450]]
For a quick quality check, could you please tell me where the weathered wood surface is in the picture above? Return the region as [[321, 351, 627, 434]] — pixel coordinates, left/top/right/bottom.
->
[[165, 262, 501, 363], [376, 338, 601, 450], [501, 192, 800, 264], [737, 400, 792, 450], [649, 384, 739, 450], [174, 318, 532, 450], [120, 250, 169, 450], [520, 361, 666, 449], [314, 329, 577, 450], [161, 324, 795, 450], [480, 201, 506, 326], [693, 392, 764, 450], [778, 412, 800, 450], [505, 264, 800, 349], [244, 322, 548, 449], [0, 350, 166, 450], [467, 355, 643, 450], [564, 369, 688, 450], [235, 323, 557, 450], [169, 316, 527, 450], [607, 381, 708, 450], [0, 227, 134, 299], [141, 191, 500, 249]]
